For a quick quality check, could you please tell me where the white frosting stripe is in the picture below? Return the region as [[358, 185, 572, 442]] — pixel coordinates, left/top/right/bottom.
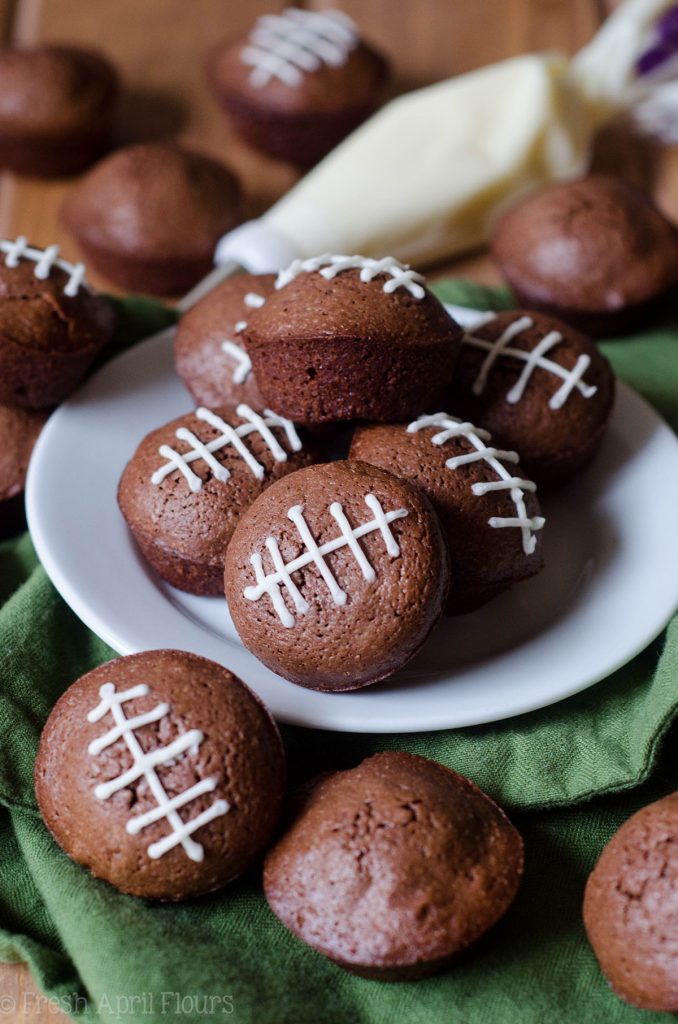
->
[[241, 7, 358, 88], [276, 253, 426, 299], [86, 682, 229, 863], [407, 413, 544, 555], [151, 404, 302, 492], [0, 236, 87, 296], [243, 493, 408, 627], [289, 504, 347, 605], [221, 340, 252, 384], [463, 316, 598, 409], [220, 292, 266, 385]]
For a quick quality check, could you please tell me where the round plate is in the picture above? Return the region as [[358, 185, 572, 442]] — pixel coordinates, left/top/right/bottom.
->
[[26, 319, 678, 733]]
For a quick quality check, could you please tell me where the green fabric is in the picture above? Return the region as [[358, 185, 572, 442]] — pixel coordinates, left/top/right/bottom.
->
[[1, 286, 677, 1023]]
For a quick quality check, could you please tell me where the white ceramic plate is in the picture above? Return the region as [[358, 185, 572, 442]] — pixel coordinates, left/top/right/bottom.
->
[[25, 314, 678, 733]]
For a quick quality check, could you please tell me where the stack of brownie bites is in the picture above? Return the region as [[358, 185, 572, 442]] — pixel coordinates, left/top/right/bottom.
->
[[40, 242, 618, 976], [120, 249, 616, 691]]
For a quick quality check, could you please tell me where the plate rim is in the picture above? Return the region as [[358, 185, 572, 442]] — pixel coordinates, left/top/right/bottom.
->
[[25, 322, 678, 733]]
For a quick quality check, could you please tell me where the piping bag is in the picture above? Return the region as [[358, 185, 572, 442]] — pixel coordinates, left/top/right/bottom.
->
[[180, 0, 678, 311]]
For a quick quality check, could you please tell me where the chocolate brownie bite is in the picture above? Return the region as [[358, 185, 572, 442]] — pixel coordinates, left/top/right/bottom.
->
[[0, 402, 47, 535], [264, 751, 524, 979], [118, 403, 316, 596], [447, 310, 615, 488], [0, 238, 114, 409], [0, 45, 118, 177], [224, 460, 449, 691], [207, 8, 389, 166], [35, 650, 285, 901], [583, 791, 678, 1011], [174, 272, 275, 409], [242, 254, 463, 424], [351, 412, 544, 614], [61, 143, 241, 296], [492, 175, 678, 337]]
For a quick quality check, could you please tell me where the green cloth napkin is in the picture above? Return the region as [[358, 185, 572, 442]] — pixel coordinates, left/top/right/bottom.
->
[[1, 284, 677, 1024]]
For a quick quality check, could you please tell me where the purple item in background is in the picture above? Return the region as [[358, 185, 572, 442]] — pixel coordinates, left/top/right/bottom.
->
[[637, 3, 678, 75]]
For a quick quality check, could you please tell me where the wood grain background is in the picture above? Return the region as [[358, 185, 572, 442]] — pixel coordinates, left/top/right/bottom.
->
[[0, 0, 670, 1019]]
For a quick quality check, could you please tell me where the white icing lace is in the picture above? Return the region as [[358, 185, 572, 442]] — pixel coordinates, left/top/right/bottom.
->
[[241, 7, 358, 88], [243, 493, 408, 627], [407, 413, 544, 555], [0, 236, 86, 297], [463, 315, 597, 410], [220, 291, 266, 385], [276, 254, 426, 299], [87, 683, 229, 862], [151, 404, 302, 493]]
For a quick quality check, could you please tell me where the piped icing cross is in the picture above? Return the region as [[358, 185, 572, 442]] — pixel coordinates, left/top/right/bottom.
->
[[222, 291, 266, 385], [462, 315, 598, 410], [151, 404, 302, 493], [87, 682, 229, 862], [407, 413, 544, 555], [0, 236, 86, 297], [240, 7, 358, 88], [275, 254, 426, 299], [243, 493, 408, 627]]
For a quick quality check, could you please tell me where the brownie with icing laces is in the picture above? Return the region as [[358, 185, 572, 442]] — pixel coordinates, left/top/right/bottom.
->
[[242, 253, 463, 425], [207, 9, 389, 166], [350, 412, 545, 615], [0, 236, 113, 409], [241, 8, 359, 89], [35, 650, 285, 901], [118, 403, 318, 596], [224, 460, 449, 691], [175, 272, 275, 410], [448, 309, 615, 489]]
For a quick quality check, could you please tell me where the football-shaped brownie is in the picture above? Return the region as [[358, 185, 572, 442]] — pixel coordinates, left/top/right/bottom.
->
[[207, 7, 389, 166], [0, 402, 48, 535], [35, 650, 285, 901], [223, 460, 449, 690], [584, 791, 678, 1012], [264, 752, 524, 979], [241, 254, 463, 424], [118, 403, 316, 595], [447, 310, 615, 488], [0, 237, 113, 409], [492, 175, 678, 337], [351, 412, 545, 613], [174, 272, 275, 409]]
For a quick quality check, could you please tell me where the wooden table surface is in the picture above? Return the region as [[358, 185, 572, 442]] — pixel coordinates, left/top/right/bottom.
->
[[0, 0, 673, 1019]]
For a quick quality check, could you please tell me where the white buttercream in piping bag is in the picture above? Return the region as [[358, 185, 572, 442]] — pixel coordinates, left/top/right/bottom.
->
[[198, 0, 678, 308]]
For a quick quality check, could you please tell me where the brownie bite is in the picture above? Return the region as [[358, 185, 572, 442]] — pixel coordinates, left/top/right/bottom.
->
[[0, 45, 118, 177], [0, 237, 114, 409], [118, 403, 317, 595], [264, 751, 524, 979], [0, 402, 47, 535], [583, 791, 678, 1011], [492, 175, 678, 337], [447, 310, 616, 488], [224, 460, 449, 691], [208, 8, 389, 166], [351, 412, 544, 614], [61, 143, 241, 296], [35, 650, 286, 901], [242, 254, 463, 424], [174, 272, 275, 409]]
